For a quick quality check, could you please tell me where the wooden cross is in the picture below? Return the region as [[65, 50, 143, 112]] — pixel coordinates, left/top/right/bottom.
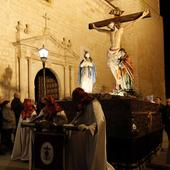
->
[[89, 11, 151, 29]]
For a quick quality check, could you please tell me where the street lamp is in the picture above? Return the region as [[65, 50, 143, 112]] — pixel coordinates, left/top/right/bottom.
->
[[38, 44, 48, 96]]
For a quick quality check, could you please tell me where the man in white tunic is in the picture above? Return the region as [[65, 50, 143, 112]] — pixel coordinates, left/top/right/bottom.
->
[[67, 87, 115, 170], [11, 99, 36, 162]]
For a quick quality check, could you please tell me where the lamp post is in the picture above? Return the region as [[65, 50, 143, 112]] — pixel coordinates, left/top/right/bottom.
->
[[38, 44, 48, 96]]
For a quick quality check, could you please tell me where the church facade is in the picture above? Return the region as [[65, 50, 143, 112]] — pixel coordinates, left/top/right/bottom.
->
[[0, 0, 165, 102]]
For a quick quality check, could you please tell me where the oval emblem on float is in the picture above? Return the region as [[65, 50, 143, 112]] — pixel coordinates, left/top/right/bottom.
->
[[40, 142, 54, 165]]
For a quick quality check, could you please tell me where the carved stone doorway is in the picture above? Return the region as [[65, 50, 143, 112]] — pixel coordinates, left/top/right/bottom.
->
[[34, 68, 59, 102]]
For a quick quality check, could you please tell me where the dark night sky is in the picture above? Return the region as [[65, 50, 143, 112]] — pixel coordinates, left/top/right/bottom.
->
[[160, 1, 170, 98]]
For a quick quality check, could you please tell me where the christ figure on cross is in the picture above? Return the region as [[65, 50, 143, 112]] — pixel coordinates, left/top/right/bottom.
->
[[92, 10, 149, 92]]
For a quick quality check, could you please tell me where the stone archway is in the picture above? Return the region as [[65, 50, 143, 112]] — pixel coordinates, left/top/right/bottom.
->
[[34, 68, 59, 102]]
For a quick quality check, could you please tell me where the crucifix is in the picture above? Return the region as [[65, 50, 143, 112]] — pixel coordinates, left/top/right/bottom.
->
[[89, 10, 150, 50], [43, 145, 51, 160], [89, 10, 151, 92]]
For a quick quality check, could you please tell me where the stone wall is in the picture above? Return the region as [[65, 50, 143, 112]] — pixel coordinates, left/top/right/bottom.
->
[[0, 0, 165, 101]]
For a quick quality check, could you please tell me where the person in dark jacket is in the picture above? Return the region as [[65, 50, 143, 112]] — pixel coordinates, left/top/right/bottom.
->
[[162, 98, 170, 139], [0, 97, 5, 154], [0, 97, 16, 152], [11, 92, 23, 128], [0, 97, 3, 134], [162, 98, 170, 164], [154, 97, 165, 122], [154, 97, 166, 150]]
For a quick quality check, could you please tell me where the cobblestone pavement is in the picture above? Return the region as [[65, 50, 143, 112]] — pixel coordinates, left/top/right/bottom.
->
[[0, 148, 169, 170]]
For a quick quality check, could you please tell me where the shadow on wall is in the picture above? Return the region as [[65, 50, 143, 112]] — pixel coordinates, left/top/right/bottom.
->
[[0, 65, 16, 98]]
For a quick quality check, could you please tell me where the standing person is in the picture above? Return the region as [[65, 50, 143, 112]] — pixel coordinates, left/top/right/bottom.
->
[[162, 98, 170, 163], [0, 97, 4, 154], [0, 96, 3, 139], [0, 98, 16, 152], [11, 92, 23, 128], [11, 98, 36, 162], [92, 10, 149, 92], [154, 97, 166, 150], [67, 87, 115, 170], [154, 97, 165, 109], [161, 98, 170, 139], [78, 51, 96, 93], [154, 97, 165, 122]]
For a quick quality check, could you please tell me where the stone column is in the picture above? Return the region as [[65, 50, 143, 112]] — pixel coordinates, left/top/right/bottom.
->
[[28, 59, 35, 100], [69, 65, 75, 95], [64, 65, 70, 98], [26, 57, 33, 99], [19, 56, 28, 100]]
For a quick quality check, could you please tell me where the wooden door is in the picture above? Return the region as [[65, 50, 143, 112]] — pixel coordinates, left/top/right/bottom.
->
[[35, 68, 59, 102]]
